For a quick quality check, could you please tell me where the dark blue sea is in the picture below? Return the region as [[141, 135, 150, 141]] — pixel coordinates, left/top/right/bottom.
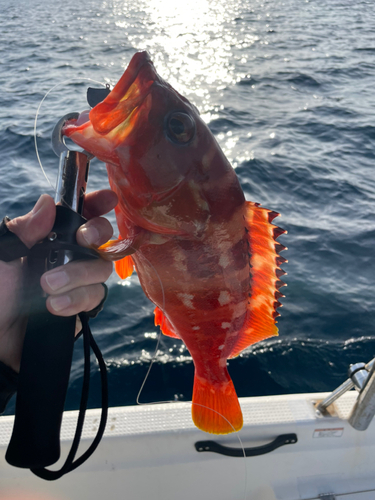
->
[[1, 0, 375, 415]]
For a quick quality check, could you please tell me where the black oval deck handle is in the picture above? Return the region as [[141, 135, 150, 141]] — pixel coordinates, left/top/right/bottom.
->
[[195, 433, 297, 457]]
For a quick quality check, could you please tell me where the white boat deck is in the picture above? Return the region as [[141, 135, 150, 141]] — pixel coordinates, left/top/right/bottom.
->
[[0, 391, 374, 500]]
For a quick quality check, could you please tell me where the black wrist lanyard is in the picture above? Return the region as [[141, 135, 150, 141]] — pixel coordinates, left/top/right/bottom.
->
[[32, 312, 108, 481]]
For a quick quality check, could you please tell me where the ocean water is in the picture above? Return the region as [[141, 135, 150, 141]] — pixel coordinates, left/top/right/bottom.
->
[[1, 0, 375, 414]]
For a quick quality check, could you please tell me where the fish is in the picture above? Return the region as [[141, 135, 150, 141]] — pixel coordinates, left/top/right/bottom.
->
[[62, 51, 287, 435]]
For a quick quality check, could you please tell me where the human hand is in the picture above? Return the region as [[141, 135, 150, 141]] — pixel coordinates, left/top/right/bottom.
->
[[0, 190, 117, 372]]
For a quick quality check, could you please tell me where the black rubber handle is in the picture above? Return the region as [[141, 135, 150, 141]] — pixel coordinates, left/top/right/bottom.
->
[[195, 433, 297, 458], [6, 206, 96, 469]]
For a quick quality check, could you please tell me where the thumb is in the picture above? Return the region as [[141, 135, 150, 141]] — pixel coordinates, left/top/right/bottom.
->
[[7, 195, 56, 248]]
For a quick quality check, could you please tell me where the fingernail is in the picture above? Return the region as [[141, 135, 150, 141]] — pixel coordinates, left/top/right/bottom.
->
[[45, 270, 70, 291], [50, 295, 72, 312], [80, 225, 100, 246]]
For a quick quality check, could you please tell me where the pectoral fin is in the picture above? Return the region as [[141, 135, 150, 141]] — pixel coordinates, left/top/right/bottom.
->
[[115, 255, 135, 279], [95, 230, 145, 261]]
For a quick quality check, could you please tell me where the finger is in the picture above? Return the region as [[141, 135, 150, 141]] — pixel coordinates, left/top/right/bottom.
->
[[46, 283, 106, 316], [83, 190, 118, 220], [6, 195, 56, 248], [76, 217, 114, 248], [41, 258, 112, 295]]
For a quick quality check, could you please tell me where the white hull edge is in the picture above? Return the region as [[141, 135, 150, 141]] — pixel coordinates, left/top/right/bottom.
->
[[0, 391, 374, 500]]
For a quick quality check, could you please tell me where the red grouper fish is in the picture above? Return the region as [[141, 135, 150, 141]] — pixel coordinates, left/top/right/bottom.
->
[[63, 51, 287, 435]]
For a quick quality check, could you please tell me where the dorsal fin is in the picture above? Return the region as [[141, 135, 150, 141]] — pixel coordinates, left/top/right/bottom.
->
[[154, 307, 181, 339], [229, 201, 287, 358]]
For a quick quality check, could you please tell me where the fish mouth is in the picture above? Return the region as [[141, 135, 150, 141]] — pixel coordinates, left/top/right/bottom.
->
[[89, 51, 157, 136], [66, 51, 157, 139]]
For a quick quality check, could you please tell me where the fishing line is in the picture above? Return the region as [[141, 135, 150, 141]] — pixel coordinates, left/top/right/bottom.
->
[[34, 77, 106, 193], [131, 250, 166, 406], [191, 403, 248, 500]]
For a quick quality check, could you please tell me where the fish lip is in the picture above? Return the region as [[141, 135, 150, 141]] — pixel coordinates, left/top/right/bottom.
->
[[112, 51, 155, 99], [125, 51, 153, 84], [117, 53, 157, 101], [88, 51, 157, 136], [73, 52, 155, 128]]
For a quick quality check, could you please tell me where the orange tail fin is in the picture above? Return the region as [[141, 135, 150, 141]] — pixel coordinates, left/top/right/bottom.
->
[[192, 371, 243, 435]]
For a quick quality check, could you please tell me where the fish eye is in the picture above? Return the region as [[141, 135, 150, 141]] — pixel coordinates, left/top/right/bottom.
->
[[165, 112, 195, 144]]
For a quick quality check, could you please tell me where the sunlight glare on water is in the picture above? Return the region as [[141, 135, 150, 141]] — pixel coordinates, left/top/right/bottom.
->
[[111, 0, 249, 109], [108, 0, 259, 163], [140, 0, 237, 89]]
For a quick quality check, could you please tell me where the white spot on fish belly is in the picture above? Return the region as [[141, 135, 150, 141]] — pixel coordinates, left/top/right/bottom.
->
[[172, 248, 187, 272], [218, 344, 225, 350], [219, 254, 230, 269], [202, 154, 210, 170], [221, 322, 231, 329], [218, 290, 231, 306], [216, 230, 232, 253], [156, 204, 172, 217], [192, 326, 200, 330], [149, 233, 169, 245], [231, 301, 247, 320], [178, 293, 195, 310]]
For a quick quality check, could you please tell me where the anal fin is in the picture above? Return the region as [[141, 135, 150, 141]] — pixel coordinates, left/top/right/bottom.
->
[[154, 307, 180, 339]]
